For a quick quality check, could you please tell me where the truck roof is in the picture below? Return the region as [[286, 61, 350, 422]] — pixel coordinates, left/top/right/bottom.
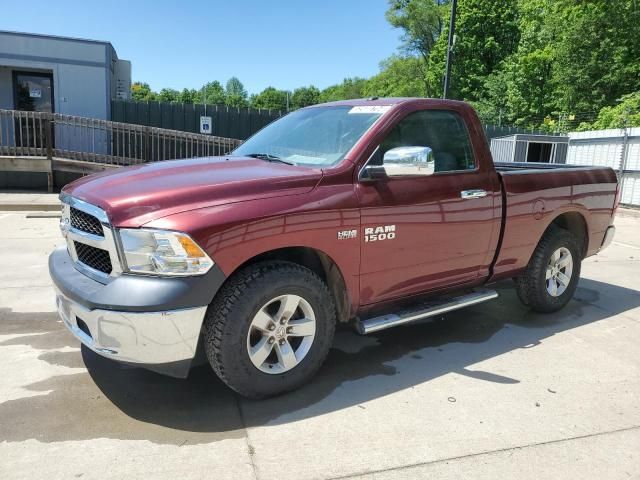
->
[[313, 97, 469, 108]]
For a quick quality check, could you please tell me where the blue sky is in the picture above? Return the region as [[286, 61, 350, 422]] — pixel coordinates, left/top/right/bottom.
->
[[1, 0, 402, 94]]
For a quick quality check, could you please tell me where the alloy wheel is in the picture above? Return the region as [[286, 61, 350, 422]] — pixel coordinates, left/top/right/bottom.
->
[[545, 247, 573, 297], [246, 294, 316, 374]]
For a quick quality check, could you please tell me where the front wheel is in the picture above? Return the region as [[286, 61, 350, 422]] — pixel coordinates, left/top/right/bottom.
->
[[203, 261, 336, 398], [515, 226, 582, 313]]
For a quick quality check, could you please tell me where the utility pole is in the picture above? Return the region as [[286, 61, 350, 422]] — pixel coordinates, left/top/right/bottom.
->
[[443, 0, 458, 99]]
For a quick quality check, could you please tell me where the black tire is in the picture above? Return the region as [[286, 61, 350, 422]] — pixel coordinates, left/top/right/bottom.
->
[[515, 225, 582, 313], [203, 261, 336, 398]]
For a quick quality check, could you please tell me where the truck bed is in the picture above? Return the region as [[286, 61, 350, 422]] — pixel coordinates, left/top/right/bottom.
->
[[490, 163, 618, 281]]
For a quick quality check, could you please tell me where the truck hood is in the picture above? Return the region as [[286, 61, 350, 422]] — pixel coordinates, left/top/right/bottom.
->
[[63, 156, 323, 227]]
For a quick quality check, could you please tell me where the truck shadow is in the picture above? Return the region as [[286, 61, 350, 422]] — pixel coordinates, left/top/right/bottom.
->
[[0, 277, 638, 445]]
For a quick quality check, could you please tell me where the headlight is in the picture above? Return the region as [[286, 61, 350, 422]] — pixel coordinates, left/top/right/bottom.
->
[[119, 229, 213, 276]]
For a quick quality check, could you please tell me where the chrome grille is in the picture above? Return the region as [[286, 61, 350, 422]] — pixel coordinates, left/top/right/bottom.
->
[[61, 194, 122, 283], [74, 242, 113, 274], [70, 207, 103, 237]]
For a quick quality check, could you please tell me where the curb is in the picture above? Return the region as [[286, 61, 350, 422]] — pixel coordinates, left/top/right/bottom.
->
[[0, 203, 60, 212]]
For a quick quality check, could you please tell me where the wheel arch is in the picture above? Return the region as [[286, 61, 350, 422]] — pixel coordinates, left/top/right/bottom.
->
[[546, 211, 589, 258], [225, 246, 352, 323]]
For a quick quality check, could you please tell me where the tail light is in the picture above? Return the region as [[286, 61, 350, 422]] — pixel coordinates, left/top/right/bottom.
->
[[613, 181, 622, 215]]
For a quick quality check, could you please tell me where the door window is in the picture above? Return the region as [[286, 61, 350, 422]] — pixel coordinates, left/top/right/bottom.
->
[[373, 110, 475, 172], [14, 72, 53, 113]]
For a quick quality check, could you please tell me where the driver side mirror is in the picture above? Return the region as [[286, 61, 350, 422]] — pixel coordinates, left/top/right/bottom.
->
[[360, 146, 435, 182]]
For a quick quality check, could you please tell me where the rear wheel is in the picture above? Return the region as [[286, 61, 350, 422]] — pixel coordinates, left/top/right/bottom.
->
[[515, 226, 581, 313], [203, 261, 336, 398]]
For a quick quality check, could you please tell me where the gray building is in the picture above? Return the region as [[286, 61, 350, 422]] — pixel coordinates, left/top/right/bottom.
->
[[490, 134, 569, 164], [0, 30, 131, 120]]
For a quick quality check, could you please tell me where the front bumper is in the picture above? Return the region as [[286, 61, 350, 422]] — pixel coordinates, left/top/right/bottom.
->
[[55, 286, 207, 376], [49, 246, 226, 377]]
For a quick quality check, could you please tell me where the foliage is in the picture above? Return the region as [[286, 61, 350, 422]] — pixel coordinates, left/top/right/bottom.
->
[[318, 78, 368, 103], [577, 92, 640, 131], [424, 0, 520, 101], [551, 1, 640, 117], [225, 77, 249, 108], [385, 0, 448, 96], [363, 56, 427, 97], [291, 86, 321, 109], [504, 46, 556, 127], [469, 68, 510, 124], [130, 82, 157, 101], [178, 88, 198, 104], [200, 81, 226, 105], [386, 0, 447, 61], [157, 88, 180, 103], [250, 87, 289, 110]]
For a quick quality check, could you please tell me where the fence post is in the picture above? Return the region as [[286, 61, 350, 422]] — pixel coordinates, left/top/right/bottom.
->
[[144, 126, 151, 162], [618, 125, 629, 185], [44, 114, 54, 192]]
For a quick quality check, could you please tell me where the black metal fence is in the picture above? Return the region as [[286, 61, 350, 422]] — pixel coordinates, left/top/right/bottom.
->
[[112, 100, 549, 141], [111, 100, 284, 140], [483, 124, 550, 139]]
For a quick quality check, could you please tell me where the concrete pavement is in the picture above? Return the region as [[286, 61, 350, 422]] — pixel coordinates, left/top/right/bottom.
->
[[0, 192, 60, 211], [0, 212, 638, 479]]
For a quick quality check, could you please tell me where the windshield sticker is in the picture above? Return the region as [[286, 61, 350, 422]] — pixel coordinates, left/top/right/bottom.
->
[[348, 105, 392, 115]]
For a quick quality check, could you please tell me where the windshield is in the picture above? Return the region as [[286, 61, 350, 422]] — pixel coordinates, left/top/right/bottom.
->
[[232, 105, 386, 167]]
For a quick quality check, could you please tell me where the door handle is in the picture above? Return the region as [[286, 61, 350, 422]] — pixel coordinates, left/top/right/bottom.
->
[[460, 189, 488, 199]]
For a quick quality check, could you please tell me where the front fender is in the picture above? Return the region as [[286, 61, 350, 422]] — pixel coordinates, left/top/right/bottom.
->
[[145, 184, 361, 310]]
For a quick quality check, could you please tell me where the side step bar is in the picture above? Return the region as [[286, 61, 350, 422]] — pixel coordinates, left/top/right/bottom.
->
[[355, 288, 498, 335]]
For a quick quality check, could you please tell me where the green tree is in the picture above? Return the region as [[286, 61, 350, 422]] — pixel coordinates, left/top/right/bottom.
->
[[578, 92, 640, 130], [550, 1, 640, 116], [386, 0, 450, 96], [225, 77, 249, 107], [489, 0, 557, 128], [486, 0, 640, 131], [291, 86, 320, 108], [250, 87, 289, 110], [385, 0, 448, 94], [470, 68, 510, 124], [505, 46, 556, 127], [199, 81, 226, 105], [178, 88, 198, 104], [158, 88, 180, 103], [319, 77, 368, 102], [363, 56, 427, 98], [130, 82, 157, 101], [439, 0, 520, 101], [386, 0, 447, 57]]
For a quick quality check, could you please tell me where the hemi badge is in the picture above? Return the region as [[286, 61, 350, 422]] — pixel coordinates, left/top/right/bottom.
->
[[338, 229, 357, 240]]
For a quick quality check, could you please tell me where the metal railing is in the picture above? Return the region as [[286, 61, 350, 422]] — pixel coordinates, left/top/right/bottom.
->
[[0, 109, 242, 166]]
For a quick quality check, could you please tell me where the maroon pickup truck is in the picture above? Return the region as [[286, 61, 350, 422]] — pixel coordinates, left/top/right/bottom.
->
[[49, 98, 619, 398]]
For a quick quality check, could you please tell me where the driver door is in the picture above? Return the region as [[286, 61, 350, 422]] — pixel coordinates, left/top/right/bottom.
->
[[356, 109, 499, 305]]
